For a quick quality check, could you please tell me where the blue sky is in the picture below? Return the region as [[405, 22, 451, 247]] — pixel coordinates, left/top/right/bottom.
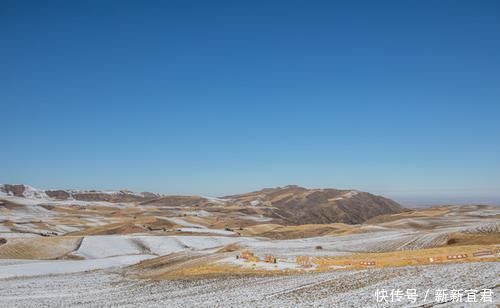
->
[[1, 1, 499, 203]]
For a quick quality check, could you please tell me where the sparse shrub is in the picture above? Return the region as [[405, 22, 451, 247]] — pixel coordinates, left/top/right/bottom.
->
[[315, 245, 323, 250]]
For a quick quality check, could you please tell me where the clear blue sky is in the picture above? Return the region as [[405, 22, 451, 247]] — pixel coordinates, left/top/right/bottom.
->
[[1, 1, 499, 203]]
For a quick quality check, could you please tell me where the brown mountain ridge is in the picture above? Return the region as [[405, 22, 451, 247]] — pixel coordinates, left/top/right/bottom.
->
[[0, 184, 406, 225], [224, 185, 407, 225]]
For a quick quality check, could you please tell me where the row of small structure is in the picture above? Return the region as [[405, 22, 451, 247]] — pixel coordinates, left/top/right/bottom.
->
[[238, 250, 376, 267], [238, 248, 499, 268], [429, 249, 499, 263], [238, 250, 277, 263]]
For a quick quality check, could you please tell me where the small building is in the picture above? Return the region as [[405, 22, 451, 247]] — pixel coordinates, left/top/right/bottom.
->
[[473, 250, 493, 257], [296, 256, 312, 267], [447, 254, 467, 260], [239, 249, 254, 260], [264, 255, 277, 263]]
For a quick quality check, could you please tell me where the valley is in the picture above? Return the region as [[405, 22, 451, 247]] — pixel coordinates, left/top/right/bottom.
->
[[0, 184, 498, 307]]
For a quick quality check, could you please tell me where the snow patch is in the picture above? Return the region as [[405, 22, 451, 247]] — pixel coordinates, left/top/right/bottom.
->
[[178, 227, 236, 235], [0, 255, 154, 279], [74, 235, 257, 259], [201, 196, 228, 204], [168, 217, 206, 228], [250, 200, 261, 206]]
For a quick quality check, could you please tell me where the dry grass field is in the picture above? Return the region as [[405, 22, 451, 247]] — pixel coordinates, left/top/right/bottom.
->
[[0, 236, 82, 259]]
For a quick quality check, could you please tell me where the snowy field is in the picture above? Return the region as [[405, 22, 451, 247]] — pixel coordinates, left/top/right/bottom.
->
[[0, 262, 497, 307], [0, 255, 153, 279], [73, 235, 256, 259], [1, 189, 499, 307]]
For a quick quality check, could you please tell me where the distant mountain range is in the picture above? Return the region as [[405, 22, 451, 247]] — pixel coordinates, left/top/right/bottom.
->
[[0, 184, 406, 225], [0, 184, 161, 203]]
